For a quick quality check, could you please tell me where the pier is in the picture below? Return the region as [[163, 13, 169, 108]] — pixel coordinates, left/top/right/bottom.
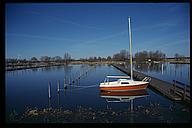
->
[[112, 64, 190, 104]]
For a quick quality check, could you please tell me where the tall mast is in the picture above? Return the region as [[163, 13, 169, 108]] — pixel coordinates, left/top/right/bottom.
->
[[128, 17, 133, 80]]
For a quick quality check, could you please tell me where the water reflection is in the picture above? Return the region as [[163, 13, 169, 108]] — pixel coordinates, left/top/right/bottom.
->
[[6, 64, 190, 123], [100, 90, 148, 112], [133, 62, 190, 86], [31, 68, 38, 72], [57, 92, 60, 108], [134, 63, 167, 73], [100, 90, 149, 122], [63, 64, 73, 75], [100, 90, 149, 103], [39, 65, 73, 73]]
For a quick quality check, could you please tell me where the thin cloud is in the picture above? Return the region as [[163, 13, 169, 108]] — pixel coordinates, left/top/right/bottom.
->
[[157, 39, 189, 48], [27, 10, 105, 31], [6, 33, 85, 42], [133, 21, 177, 32], [6, 29, 128, 47], [139, 31, 188, 46], [83, 30, 127, 44]]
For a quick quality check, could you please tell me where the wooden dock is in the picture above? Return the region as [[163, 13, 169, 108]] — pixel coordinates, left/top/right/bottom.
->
[[112, 64, 190, 104]]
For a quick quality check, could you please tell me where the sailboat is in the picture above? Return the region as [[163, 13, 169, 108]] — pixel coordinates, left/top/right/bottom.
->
[[99, 17, 151, 91]]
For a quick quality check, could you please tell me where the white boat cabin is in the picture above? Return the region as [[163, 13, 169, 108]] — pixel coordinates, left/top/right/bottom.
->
[[100, 75, 150, 87]]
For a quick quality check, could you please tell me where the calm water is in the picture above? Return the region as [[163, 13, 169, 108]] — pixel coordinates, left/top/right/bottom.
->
[[6, 64, 190, 123], [133, 62, 190, 86]]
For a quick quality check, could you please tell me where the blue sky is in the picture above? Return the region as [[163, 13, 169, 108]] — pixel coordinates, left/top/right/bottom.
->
[[5, 3, 190, 60]]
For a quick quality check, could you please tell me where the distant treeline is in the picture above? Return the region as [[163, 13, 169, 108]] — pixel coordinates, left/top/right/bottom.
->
[[134, 50, 166, 62], [6, 50, 187, 64], [6, 52, 72, 64]]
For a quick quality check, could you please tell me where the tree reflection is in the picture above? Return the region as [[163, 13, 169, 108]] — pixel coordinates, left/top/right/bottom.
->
[[134, 63, 167, 73]]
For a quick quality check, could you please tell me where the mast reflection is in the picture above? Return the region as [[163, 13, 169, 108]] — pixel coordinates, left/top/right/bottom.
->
[[100, 89, 149, 122]]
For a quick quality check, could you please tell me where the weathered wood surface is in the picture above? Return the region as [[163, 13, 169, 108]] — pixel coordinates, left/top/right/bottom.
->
[[112, 64, 190, 103]]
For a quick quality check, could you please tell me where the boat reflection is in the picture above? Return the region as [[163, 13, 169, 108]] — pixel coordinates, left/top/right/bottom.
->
[[100, 89, 149, 103], [100, 89, 149, 122]]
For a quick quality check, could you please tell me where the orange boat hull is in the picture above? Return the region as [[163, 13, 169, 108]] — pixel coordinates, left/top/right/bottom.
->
[[100, 83, 148, 91]]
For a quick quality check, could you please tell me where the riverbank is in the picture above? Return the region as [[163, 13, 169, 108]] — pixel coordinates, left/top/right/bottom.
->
[[5, 60, 125, 71], [5, 58, 190, 71], [164, 59, 190, 64], [169, 61, 190, 64]]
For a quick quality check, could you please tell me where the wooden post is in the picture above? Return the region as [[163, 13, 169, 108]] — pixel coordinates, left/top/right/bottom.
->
[[57, 91, 60, 108], [161, 63, 164, 75], [130, 99, 133, 113], [64, 78, 65, 88], [64, 78, 67, 89], [69, 76, 72, 85], [48, 98, 51, 108], [180, 66, 182, 79], [183, 85, 186, 100], [48, 81, 51, 99], [57, 80, 60, 93], [173, 80, 176, 95]]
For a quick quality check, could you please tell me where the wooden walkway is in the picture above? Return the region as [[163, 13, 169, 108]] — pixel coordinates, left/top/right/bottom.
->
[[112, 64, 190, 103]]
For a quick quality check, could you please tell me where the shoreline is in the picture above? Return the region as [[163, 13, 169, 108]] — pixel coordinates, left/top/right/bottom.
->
[[5, 60, 190, 71], [5, 61, 119, 71]]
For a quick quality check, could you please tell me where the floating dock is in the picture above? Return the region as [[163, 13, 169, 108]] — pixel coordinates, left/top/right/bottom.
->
[[112, 64, 190, 104]]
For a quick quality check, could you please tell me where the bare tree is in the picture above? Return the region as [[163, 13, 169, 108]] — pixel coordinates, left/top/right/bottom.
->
[[107, 56, 112, 60], [31, 57, 38, 62], [64, 52, 71, 64], [112, 49, 129, 61], [175, 53, 184, 61], [98, 56, 102, 61], [175, 53, 179, 60], [40, 56, 50, 62], [134, 50, 166, 62], [53, 56, 62, 62]]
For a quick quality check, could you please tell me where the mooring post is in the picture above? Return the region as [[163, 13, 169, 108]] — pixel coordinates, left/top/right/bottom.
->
[[57, 80, 60, 93], [161, 63, 164, 75], [48, 81, 51, 99], [183, 85, 186, 100], [64, 78, 67, 89], [57, 91, 60, 108], [180, 66, 182, 79], [48, 98, 51, 108], [76, 79, 78, 86], [173, 80, 176, 95], [130, 99, 133, 113], [69, 76, 71, 85]]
